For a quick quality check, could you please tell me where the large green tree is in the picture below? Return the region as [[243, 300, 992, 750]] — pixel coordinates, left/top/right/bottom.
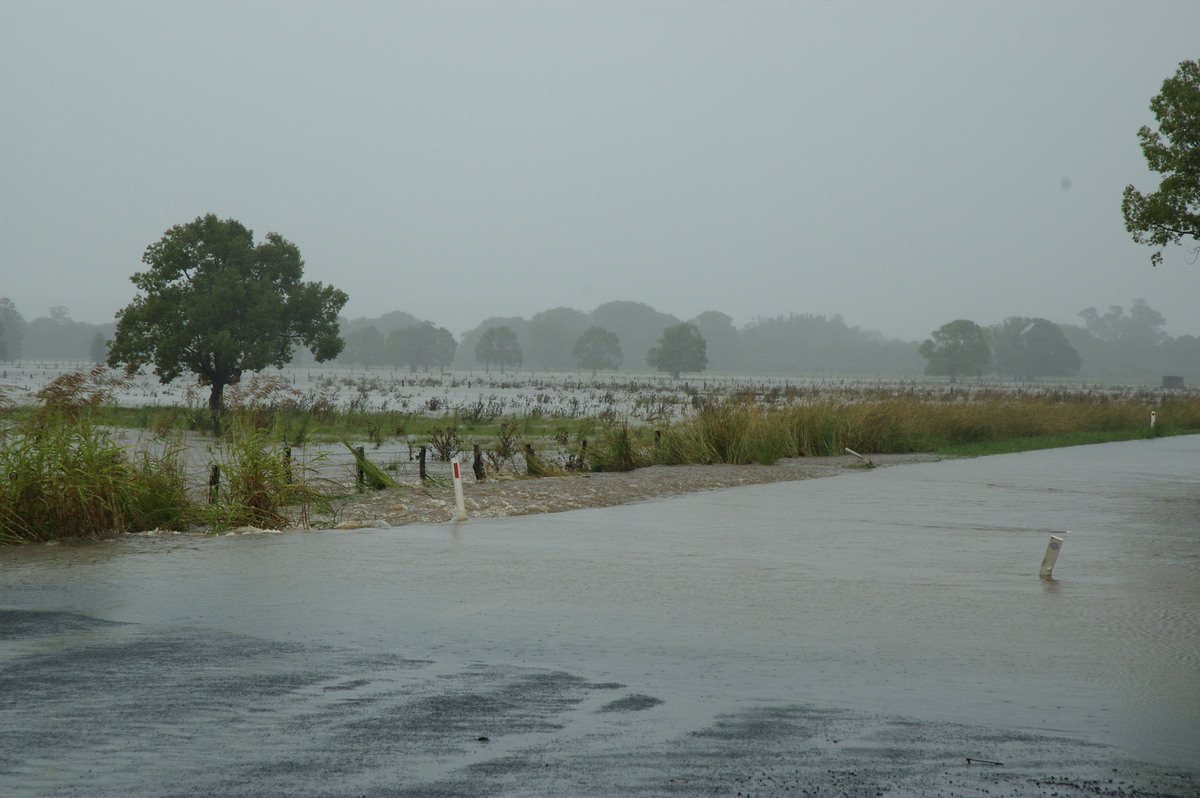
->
[[474, 325, 523, 373], [646, 322, 707, 379], [572, 326, 623, 375], [526, 307, 590, 369], [108, 214, 348, 421], [691, 310, 742, 373], [918, 319, 989, 382], [1122, 60, 1200, 267], [990, 317, 1082, 381], [389, 322, 457, 372], [341, 325, 385, 368]]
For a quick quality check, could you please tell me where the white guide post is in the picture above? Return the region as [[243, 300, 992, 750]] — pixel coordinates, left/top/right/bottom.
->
[[1039, 533, 1066, 579], [451, 457, 468, 522], [1150, 410, 1157, 428]]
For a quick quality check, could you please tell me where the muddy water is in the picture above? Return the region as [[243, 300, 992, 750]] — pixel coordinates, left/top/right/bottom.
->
[[3, 436, 1198, 775]]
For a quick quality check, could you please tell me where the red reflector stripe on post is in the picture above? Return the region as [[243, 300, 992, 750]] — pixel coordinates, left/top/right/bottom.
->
[[453, 461, 461, 480]]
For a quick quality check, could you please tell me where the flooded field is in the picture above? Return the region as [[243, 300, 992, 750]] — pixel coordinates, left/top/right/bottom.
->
[[2, 436, 1197, 795], [4, 362, 1190, 420], [7, 362, 1195, 493]]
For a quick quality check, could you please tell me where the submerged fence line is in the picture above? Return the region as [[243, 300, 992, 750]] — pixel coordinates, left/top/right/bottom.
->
[[4, 365, 1200, 542]]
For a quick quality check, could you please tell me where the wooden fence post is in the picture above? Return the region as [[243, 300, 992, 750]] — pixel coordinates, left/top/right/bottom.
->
[[355, 446, 365, 492]]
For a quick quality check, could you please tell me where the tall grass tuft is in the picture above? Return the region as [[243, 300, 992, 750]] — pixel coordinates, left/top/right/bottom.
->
[[654, 400, 787, 465], [522, 443, 561, 477], [588, 422, 647, 472], [344, 441, 399, 491], [0, 366, 196, 543], [203, 424, 335, 531]]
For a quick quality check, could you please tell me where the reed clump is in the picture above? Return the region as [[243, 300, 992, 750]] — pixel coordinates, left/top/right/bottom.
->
[[588, 422, 648, 472], [0, 368, 341, 543], [0, 366, 197, 543], [201, 425, 308, 530]]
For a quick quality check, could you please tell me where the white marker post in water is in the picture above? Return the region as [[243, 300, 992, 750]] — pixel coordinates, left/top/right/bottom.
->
[[451, 457, 468, 522], [1039, 533, 1066, 579]]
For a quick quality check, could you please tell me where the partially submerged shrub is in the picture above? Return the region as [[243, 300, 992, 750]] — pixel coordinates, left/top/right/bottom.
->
[[427, 426, 463, 461], [201, 423, 346, 531]]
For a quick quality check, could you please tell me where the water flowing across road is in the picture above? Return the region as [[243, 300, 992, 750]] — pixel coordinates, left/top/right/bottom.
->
[[2, 436, 1197, 795]]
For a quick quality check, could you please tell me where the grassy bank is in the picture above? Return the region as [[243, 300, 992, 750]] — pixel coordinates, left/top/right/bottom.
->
[[587, 395, 1200, 470]]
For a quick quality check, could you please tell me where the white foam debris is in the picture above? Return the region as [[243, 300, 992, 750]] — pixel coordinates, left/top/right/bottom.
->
[[221, 526, 282, 535], [332, 519, 392, 530]]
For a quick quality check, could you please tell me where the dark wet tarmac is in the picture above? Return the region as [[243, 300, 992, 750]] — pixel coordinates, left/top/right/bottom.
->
[[3, 438, 1198, 796]]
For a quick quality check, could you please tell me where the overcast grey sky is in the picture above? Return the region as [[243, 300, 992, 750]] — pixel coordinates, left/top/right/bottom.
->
[[2, 1, 1197, 341]]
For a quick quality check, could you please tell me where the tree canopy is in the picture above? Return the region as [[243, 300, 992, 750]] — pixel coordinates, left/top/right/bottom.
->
[[1078, 299, 1167, 344], [0, 298, 26, 361], [918, 319, 989, 382], [390, 323, 457, 372], [474, 325, 523, 373], [1122, 60, 1200, 266], [572, 326, 623, 375], [990, 317, 1081, 381], [341, 325, 385, 368], [646, 322, 707, 379], [107, 214, 348, 419]]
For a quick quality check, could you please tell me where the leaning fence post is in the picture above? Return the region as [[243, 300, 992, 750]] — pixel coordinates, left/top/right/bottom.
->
[[355, 446, 366, 492], [1039, 533, 1067, 579], [419, 446, 427, 481]]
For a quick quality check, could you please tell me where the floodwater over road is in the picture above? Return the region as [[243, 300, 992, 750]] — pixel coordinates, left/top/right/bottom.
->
[[2, 436, 1198, 796]]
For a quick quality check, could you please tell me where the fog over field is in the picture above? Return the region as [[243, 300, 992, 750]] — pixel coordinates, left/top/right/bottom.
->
[[2, 1, 1199, 342]]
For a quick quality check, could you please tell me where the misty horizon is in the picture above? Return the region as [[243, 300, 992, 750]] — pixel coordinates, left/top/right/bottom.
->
[[2, 293, 1185, 346], [3, 2, 1199, 343]]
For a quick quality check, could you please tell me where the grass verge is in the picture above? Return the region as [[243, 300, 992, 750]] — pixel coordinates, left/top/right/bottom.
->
[[586, 395, 1200, 469]]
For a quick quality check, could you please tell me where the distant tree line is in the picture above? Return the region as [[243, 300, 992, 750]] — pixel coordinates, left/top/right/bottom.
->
[[916, 301, 1200, 384], [446, 302, 924, 378], [340, 321, 457, 372], [4, 294, 1199, 385], [0, 300, 114, 363]]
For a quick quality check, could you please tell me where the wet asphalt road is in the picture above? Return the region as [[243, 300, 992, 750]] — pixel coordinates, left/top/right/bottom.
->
[[2, 605, 1194, 797], [4, 441, 1200, 796]]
